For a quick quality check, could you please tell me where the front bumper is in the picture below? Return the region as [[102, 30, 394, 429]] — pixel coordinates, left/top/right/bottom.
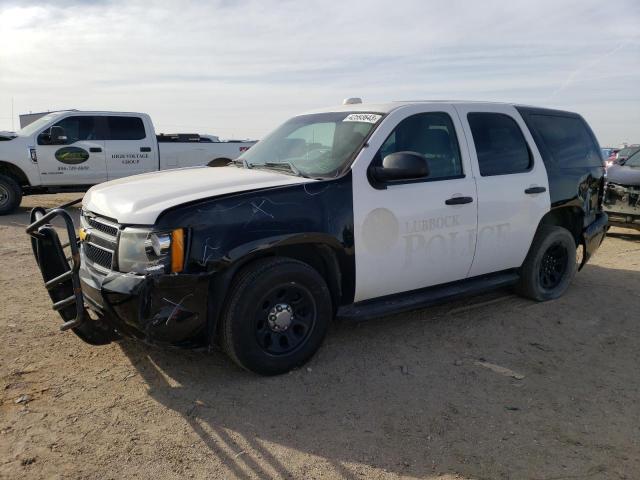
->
[[80, 263, 210, 345], [27, 205, 210, 346]]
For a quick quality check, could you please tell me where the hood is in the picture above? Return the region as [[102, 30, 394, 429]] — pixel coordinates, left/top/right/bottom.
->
[[0, 131, 17, 141], [606, 164, 640, 186], [83, 166, 316, 224]]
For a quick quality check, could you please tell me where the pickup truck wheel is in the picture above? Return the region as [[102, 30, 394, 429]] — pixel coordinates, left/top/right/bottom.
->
[[0, 174, 22, 215], [516, 225, 577, 301], [220, 257, 332, 375]]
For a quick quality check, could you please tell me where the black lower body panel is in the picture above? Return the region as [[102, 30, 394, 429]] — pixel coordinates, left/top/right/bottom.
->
[[579, 212, 608, 269], [337, 270, 519, 322]]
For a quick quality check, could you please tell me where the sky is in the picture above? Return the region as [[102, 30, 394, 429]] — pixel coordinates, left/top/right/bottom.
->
[[0, 0, 638, 146]]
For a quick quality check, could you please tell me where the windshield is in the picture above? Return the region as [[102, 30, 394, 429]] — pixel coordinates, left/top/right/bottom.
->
[[625, 150, 640, 167], [16, 113, 61, 137], [237, 112, 382, 178]]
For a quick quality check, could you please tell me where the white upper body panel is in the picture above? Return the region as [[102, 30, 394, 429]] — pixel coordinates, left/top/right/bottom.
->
[[83, 166, 315, 225]]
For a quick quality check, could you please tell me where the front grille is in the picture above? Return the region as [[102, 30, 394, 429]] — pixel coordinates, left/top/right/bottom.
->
[[84, 242, 114, 270], [87, 216, 119, 237], [81, 212, 120, 273]]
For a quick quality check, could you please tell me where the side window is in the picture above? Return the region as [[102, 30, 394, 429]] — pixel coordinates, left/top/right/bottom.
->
[[467, 113, 532, 176], [41, 116, 100, 145], [526, 114, 602, 168], [374, 112, 463, 180], [106, 116, 146, 141]]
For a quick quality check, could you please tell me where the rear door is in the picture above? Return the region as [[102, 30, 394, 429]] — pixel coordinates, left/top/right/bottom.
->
[[352, 105, 478, 302], [35, 115, 107, 185], [104, 115, 156, 180], [454, 104, 550, 277]]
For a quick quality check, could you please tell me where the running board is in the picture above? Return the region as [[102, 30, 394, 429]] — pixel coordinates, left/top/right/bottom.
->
[[337, 270, 520, 322]]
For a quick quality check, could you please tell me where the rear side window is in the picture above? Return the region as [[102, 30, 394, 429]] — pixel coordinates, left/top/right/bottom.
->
[[467, 113, 532, 176], [106, 116, 146, 140], [526, 114, 602, 168], [374, 112, 463, 180]]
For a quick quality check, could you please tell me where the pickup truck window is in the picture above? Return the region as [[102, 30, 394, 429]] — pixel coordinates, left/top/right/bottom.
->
[[238, 112, 379, 178], [106, 116, 146, 140], [373, 112, 463, 180], [468, 112, 532, 176], [38, 116, 101, 145], [525, 114, 602, 168]]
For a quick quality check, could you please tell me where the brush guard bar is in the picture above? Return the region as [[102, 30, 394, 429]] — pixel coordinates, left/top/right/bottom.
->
[[26, 199, 86, 332]]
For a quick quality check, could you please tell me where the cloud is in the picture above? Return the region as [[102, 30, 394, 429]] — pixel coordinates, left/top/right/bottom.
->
[[0, 0, 639, 144]]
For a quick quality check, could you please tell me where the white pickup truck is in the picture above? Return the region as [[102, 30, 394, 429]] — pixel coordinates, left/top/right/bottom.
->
[[0, 110, 256, 214]]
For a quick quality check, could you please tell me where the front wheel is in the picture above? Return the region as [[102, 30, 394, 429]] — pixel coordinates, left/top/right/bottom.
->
[[516, 225, 577, 301], [220, 257, 332, 375], [0, 174, 22, 215]]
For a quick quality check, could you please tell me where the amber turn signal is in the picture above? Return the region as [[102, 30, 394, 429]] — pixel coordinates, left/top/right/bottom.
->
[[170, 228, 185, 273]]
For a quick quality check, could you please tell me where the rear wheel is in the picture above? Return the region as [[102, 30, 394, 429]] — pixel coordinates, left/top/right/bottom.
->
[[0, 174, 22, 215], [220, 257, 332, 375], [516, 225, 577, 301], [208, 158, 231, 167]]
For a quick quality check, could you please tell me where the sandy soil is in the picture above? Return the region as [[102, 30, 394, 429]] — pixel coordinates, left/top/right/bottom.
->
[[1, 193, 639, 480]]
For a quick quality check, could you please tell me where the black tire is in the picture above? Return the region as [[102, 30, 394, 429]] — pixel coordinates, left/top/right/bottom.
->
[[516, 225, 577, 301], [0, 174, 22, 215], [220, 257, 332, 375]]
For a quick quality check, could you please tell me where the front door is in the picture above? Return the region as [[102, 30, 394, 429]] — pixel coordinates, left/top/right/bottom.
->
[[35, 115, 107, 185], [352, 105, 478, 302], [454, 104, 551, 277]]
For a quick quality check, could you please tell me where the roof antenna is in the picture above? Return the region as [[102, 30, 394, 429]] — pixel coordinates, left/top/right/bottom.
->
[[343, 97, 362, 105]]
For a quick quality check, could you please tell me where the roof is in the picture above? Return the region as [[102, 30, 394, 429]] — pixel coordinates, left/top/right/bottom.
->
[[305, 100, 577, 117], [23, 110, 148, 117]]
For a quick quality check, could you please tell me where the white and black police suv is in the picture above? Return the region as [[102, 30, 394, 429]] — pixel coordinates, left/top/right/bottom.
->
[[27, 100, 607, 375]]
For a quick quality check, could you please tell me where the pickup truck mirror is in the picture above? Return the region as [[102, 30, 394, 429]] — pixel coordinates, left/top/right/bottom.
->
[[371, 151, 430, 182], [49, 126, 68, 145]]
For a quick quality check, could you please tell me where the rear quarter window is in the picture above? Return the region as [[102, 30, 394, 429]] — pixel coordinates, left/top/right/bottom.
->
[[467, 112, 532, 176], [525, 114, 602, 168]]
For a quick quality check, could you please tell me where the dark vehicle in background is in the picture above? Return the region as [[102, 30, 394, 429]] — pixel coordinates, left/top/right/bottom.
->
[[601, 147, 618, 160], [602, 147, 619, 168], [604, 150, 640, 230]]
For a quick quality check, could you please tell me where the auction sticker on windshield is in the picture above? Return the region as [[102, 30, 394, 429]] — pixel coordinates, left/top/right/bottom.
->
[[343, 113, 382, 123]]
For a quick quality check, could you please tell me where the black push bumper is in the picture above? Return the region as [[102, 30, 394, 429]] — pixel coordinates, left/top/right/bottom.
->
[[27, 204, 210, 346], [579, 212, 608, 270]]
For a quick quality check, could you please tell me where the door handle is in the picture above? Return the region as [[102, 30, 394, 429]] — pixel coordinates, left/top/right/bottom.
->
[[445, 196, 473, 205], [525, 186, 546, 194], [140, 147, 151, 152], [89, 147, 102, 153]]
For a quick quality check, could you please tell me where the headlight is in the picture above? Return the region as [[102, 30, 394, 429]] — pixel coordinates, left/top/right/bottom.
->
[[117, 227, 185, 274]]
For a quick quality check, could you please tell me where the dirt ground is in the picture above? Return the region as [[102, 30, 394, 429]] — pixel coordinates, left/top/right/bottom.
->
[[1, 193, 639, 480]]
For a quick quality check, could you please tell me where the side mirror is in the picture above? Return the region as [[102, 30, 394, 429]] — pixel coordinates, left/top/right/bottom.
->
[[371, 151, 430, 182], [49, 126, 68, 145]]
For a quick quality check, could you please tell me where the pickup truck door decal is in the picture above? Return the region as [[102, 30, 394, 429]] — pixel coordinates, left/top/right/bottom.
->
[[55, 147, 90, 165]]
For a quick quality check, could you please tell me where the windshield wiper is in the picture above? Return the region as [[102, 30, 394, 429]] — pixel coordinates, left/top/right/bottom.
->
[[230, 158, 252, 169], [261, 162, 306, 177]]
